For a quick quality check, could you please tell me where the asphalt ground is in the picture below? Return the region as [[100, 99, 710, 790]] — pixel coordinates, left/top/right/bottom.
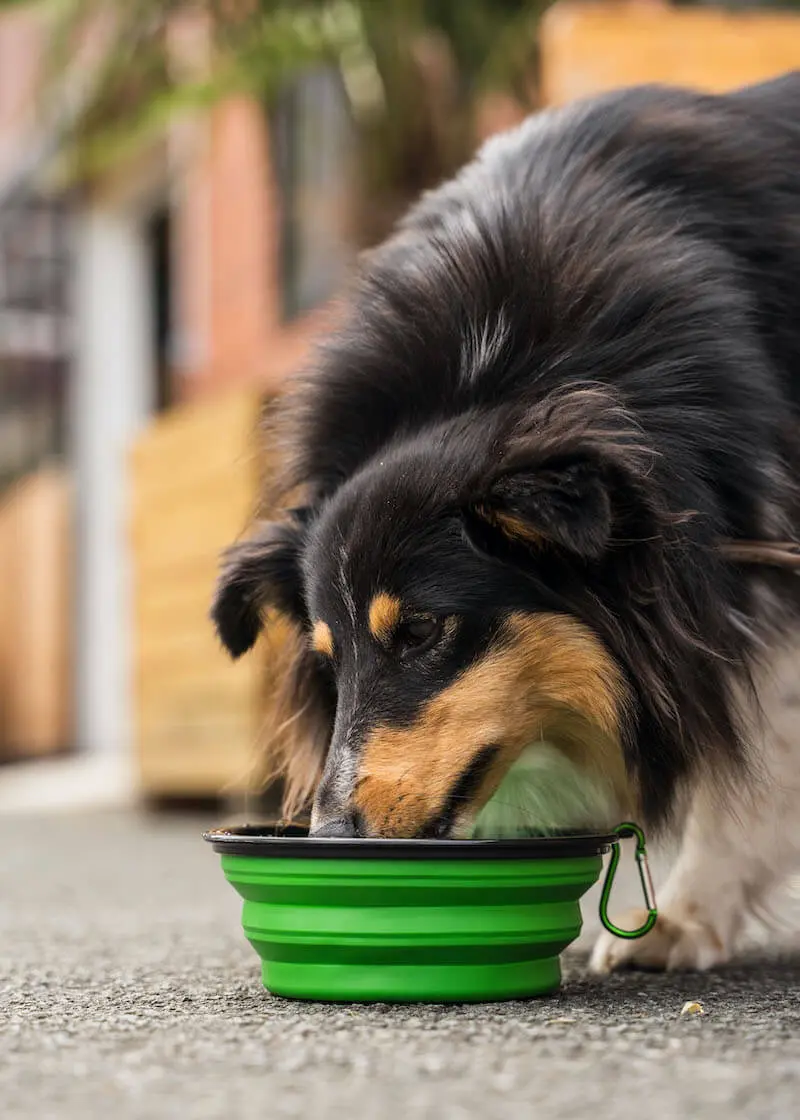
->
[[3, 810, 800, 1120]]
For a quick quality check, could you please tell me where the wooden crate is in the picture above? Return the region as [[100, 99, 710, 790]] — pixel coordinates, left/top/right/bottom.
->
[[0, 468, 73, 759], [130, 387, 284, 798], [541, 2, 800, 106]]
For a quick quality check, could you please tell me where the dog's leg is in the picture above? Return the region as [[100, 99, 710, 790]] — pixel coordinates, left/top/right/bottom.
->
[[591, 640, 800, 973]]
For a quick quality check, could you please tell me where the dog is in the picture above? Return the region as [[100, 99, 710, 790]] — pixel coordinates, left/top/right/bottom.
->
[[212, 73, 800, 972]]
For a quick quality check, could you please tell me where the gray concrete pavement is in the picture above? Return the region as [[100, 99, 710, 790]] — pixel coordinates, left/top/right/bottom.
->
[[2, 810, 800, 1120]]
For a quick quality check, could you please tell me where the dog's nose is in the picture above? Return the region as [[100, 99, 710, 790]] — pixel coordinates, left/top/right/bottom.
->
[[310, 812, 362, 838]]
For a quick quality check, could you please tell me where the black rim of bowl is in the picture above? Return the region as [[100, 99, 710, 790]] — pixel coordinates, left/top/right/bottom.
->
[[203, 824, 616, 860]]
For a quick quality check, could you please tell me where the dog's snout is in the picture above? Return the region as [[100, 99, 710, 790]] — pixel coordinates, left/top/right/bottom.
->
[[310, 812, 364, 838]]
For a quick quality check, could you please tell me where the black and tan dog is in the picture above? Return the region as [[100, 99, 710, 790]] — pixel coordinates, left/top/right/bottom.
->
[[213, 74, 800, 971]]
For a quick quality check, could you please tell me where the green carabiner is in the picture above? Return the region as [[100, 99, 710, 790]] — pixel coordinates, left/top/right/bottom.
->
[[598, 822, 658, 940]]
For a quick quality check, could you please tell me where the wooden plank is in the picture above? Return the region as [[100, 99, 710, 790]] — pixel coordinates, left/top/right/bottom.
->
[[131, 453, 260, 515], [130, 389, 263, 479], [0, 468, 73, 758], [137, 725, 256, 795], [130, 386, 290, 798], [131, 496, 256, 562], [541, 3, 800, 106]]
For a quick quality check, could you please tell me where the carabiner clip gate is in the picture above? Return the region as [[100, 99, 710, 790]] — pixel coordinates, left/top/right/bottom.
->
[[598, 822, 658, 940]]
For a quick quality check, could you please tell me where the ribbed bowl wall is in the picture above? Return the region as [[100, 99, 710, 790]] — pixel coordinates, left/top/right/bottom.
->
[[221, 853, 603, 1002]]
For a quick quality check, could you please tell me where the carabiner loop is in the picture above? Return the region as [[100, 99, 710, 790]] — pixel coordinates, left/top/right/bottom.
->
[[598, 822, 658, 940]]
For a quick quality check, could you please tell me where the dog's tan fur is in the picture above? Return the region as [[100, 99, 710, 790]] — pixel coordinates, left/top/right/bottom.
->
[[311, 620, 334, 658], [474, 505, 546, 549], [354, 611, 635, 836], [368, 593, 402, 644]]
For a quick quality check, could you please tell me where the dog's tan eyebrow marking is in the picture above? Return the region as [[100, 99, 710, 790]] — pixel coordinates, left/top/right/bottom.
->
[[368, 593, 402, 643], [311, 620, 334, 657]]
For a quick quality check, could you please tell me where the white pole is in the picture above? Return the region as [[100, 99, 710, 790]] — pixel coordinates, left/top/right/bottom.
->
[[72, 207, 154, 764]]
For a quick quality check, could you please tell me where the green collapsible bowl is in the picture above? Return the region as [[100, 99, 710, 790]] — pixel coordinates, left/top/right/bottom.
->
[[205, 825, 625, 1003]]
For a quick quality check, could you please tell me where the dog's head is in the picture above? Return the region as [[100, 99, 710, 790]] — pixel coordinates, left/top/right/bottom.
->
[[211, 388, 680, 838]]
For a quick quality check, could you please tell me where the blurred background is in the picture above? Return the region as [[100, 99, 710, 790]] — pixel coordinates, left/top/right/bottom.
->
[[1, 0, 799, 819]]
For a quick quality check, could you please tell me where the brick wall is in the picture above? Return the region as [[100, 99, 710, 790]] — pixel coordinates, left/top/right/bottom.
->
[[174, 95, 333, 404], [0, 7, 45, 176]]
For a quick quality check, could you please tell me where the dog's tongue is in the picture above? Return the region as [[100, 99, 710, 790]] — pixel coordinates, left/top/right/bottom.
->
[[469, 742, 620, 838]]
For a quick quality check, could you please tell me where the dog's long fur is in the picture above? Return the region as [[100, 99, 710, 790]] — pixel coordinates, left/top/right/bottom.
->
[[213, 75, 800, 967]]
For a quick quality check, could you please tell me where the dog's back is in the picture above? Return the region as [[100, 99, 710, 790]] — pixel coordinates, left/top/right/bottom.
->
[[298, 76, 800, 536], [404, 71, 800, 408]]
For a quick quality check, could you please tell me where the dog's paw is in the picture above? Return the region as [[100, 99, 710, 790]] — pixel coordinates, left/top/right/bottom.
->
[[589, 909, 729, 973]]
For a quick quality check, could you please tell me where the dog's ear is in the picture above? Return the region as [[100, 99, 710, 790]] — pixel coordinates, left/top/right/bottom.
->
[[461, 387, 647, 563], [211, 514, 307, 658], [465, 456, 612, 561]]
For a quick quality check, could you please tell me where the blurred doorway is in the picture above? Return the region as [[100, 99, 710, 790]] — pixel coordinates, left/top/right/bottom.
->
[[146, 205, 173, 414]]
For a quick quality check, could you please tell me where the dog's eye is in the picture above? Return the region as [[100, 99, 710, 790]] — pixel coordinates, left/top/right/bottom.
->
[[396, 616, 443, 654]]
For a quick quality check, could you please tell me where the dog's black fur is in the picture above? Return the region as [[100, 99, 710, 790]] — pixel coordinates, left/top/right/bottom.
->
[[214, 74, 800, 835]]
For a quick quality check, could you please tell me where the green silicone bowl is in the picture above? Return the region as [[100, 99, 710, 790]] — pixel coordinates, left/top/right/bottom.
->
[[204, 825, 647, 1003]]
